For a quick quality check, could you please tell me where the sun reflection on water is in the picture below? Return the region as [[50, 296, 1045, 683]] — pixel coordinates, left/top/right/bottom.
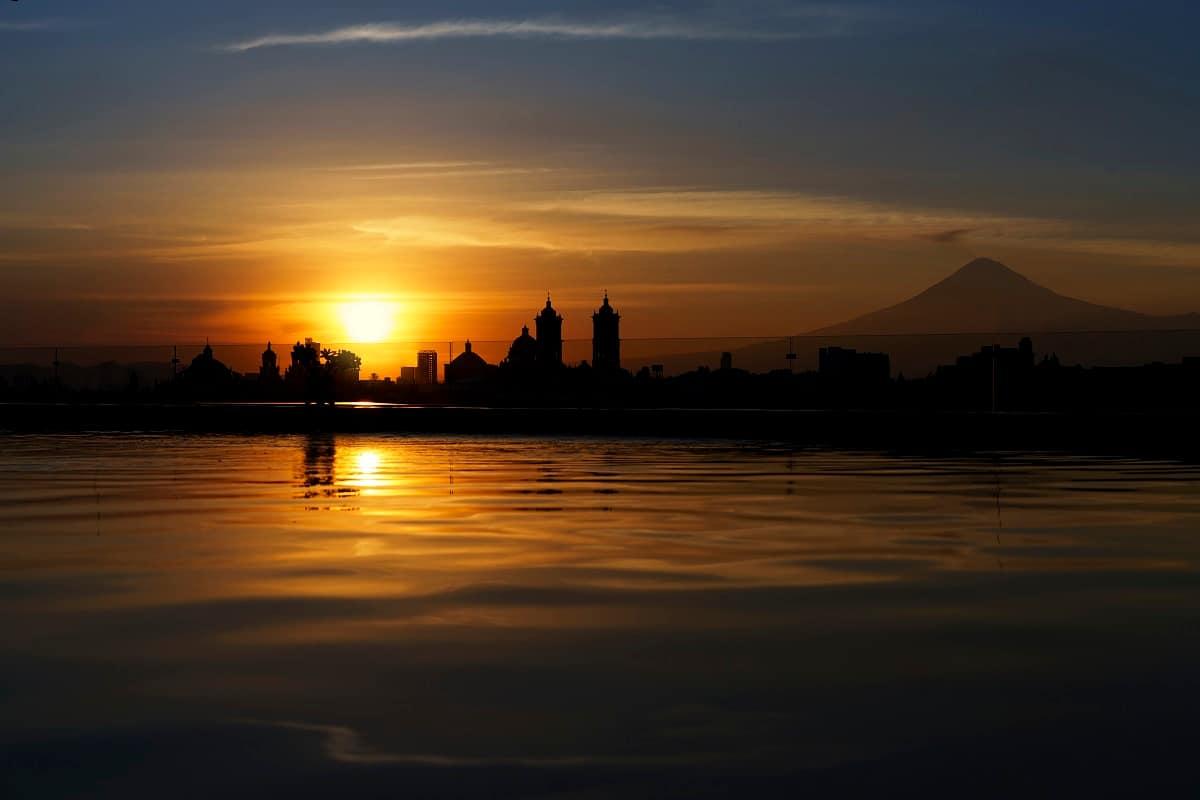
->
[[6, 434, 1200, 786], [346, 448, 387, 492]]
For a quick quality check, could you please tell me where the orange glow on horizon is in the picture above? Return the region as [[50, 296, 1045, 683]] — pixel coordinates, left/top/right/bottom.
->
[[338, 299, 401, 344]]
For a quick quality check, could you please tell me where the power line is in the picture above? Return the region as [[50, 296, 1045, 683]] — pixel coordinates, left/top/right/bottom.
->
[[8, 328, 1200, 351]]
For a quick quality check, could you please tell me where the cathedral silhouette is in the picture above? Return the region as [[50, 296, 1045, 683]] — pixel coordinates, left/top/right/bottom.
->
[[500, 293, 620, 372]]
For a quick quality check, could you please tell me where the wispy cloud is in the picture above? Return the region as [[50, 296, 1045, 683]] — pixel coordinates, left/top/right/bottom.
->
[[319, 161, 555, 181], [219, 9, 866, 53], [351, 167, 556, 181], [355, 188, 1190, 258], [323, 161, 491, 172], [924, 227, 975, 244]]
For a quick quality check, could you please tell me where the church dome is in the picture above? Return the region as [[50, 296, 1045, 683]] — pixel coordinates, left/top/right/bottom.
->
[[451, 340, 488, 369], [182, 339, 237, 388], [507, 325, 538, 366]]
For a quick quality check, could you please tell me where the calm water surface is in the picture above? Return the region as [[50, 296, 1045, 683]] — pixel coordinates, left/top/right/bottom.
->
[[3, 434, 1200, 797]]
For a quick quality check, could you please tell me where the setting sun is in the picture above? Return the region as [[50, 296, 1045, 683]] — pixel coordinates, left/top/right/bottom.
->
[[339, 300, 397, 343]]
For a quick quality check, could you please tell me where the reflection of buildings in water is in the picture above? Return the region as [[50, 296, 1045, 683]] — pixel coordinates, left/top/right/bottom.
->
[[301, 433, 334, 492], [298, 434, 360, 506], [992, 465, 1006, 571]]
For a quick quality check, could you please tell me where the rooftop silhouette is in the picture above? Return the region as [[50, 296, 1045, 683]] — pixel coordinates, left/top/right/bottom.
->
[[2, 270, 1200, 421]]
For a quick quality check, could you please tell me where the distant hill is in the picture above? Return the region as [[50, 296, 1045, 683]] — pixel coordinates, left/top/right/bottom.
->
[[812, 257, 1199, 335], [627, 258, 1200, 378], [0, 361, 174, 391]]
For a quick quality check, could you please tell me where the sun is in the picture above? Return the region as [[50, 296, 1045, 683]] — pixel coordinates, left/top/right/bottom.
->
[[339, 300, 396, 343]]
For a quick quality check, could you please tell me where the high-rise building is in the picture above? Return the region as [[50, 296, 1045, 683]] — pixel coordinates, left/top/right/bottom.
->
[[591, 292, 620, 371], [417, 350, 439, 385], [535, 294, 563, 368], [399, 366, 418, 384]]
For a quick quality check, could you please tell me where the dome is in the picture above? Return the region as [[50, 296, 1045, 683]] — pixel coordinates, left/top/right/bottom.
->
[[182, 340, 237, 388], [506, 325, 538, 366], [450, 340, 488, 369], [446, 339, 494, 384]]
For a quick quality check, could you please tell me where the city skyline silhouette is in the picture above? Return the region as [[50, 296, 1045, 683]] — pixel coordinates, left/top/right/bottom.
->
[[5, 3, 1200, 798]]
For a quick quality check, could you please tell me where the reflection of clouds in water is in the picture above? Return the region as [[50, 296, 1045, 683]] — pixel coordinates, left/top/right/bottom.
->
[[7, 438, 1200, 794], [240, 719, 706, 767]]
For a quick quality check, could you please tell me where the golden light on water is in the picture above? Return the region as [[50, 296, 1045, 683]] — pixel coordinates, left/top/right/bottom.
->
[[349, 448, 386, 491], [339, 300, 398, 343], [354, 449, 382, 477]]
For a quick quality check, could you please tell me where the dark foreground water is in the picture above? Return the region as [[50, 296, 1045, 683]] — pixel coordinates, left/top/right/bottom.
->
[[2, 434, 1200, 798]]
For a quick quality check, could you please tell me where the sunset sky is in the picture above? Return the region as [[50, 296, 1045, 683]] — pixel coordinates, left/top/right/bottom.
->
[[2, 0, 1199, 347]]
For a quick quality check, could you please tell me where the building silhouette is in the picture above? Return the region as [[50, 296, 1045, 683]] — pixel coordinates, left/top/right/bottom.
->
[[259, 341, 280, 383], [592, 292, 621, 371], [935, 337, 1036, 410], [445, 340, 493, 384], [819, 346, 890, 383], [326, 350, 362, 385], [955, 337, 1035, 374], [179, 340, 238, 395], [535, 294, 563, 368], [283, 338, 332, 403], [288, 339, 321, 376], [504, 325, 538, 370], [417, 350, 439, 385]]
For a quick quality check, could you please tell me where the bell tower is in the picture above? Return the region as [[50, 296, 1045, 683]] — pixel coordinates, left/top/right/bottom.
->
[[591, 291, 620, 371], [535, 293, 564, 368]]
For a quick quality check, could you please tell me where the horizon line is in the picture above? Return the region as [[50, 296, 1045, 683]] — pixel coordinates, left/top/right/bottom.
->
[[11, 328, 1200, 351]]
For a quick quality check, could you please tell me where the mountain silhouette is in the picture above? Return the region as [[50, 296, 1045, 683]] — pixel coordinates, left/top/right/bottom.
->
[[632, 258, 1200, 378], [812, 257, 1198, 335]]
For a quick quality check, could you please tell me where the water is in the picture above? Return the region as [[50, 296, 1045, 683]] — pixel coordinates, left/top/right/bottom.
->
[[2, 434, 1200, 797]]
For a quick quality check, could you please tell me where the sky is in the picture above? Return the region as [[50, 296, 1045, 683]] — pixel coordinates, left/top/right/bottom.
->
[[2, 0, 1199, 349]]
